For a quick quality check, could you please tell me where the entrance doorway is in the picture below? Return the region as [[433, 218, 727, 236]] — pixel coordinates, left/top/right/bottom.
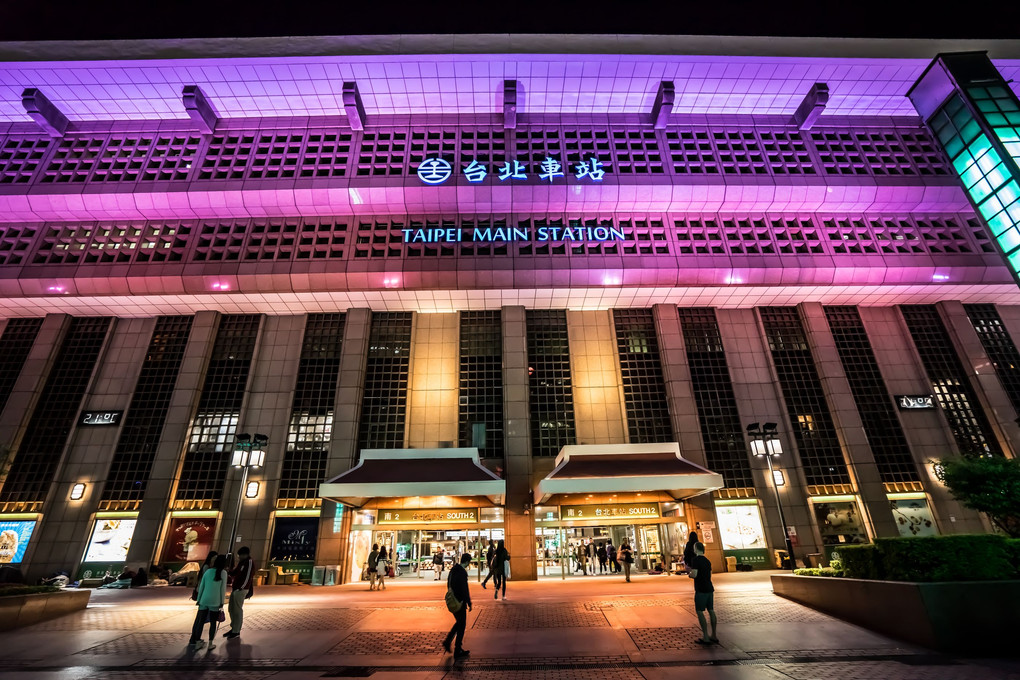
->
[[534, 522, 681, 578], [355, 526, 504, 581]]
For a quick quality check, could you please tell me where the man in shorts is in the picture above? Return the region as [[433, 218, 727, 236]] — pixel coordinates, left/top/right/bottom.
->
[[687, 541, 718, 645]]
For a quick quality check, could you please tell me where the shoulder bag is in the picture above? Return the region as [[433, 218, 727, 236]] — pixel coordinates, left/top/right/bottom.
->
[[445, 580, 462, 613]]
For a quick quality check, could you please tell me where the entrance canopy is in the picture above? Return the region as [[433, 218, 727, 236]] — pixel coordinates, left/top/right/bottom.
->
[[319, 448, 505, 507], [534, 443, 724, 504]]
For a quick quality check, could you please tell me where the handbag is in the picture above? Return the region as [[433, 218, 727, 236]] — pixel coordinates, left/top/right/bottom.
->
[[207, 609, 225, 623], [387, 565, 395, 578], [445, 583, 462, 613], [503, 559, 511, 580]]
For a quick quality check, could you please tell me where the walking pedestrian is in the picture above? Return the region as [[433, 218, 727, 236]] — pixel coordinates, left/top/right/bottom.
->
[[433, 549, 445, 580], [188, 553, 227, 649], [481, 540, 496, 589], [491, 539, 509, 600], [597, 542, 608, 574], [442, 553, 473, 659], [683, 531, 699, 573], [687, 541, 718, 645], [223, 546, 255, 639], [376, 545, 388, 590], [607, 541, 619, 574], [620, 541, 634, 582], [367, 544, 380, 590]]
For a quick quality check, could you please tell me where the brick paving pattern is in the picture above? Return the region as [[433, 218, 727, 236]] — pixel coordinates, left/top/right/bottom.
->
[[462, 655, 633, 667], [473, 603, 609, 628], [702, 599, 834, 624], [25, 608, 186, 630], [76, 633, 191, 655], [444, 670, 646, 680], [583, 597, 688, 610], [240, 607, 369, 630], [327, 631, 447, 655], [626, 626, 706, 650], [79, 672, 275, 680], [770, 660, 1020, 680]]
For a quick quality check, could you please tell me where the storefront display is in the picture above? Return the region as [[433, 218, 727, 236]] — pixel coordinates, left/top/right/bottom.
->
[[83, 518, 136, 562], [890, 497, 938, 537], [813, 499, 868, 560], [715, 502, 769, 567], [0, 520, 36, 564], [270, 516, 318, 561], [161, 517, 217, 563]]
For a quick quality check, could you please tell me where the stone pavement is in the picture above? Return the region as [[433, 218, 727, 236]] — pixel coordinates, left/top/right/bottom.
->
[[1, 570, 1018, 679]]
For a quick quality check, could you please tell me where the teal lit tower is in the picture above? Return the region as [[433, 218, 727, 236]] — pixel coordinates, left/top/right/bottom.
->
[[909, 52, 1020, 284]]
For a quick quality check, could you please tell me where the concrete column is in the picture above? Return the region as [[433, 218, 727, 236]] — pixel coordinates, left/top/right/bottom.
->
[[717, 308, 821, 563], [502, 306, 536, 581], [29, 318, 152, 579], [567, 310, 628, 445], [996, 303, 1020, 445], [937, 301, 1019, 458], [316, 308, 370, 580], [125, 311, 219, 567], [861, 307, 987, 534], [798, 302, 898, 539], [406, 313, 459, 448], [0, 314, 70, 480], [221, 315, 304, 565]]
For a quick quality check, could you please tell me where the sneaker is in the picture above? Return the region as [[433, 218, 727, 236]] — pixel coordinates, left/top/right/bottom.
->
[[494, 590, 498, 600], [454, 649, 470, 659], [223, 631, 240, 639], [442, 639, 452, 653], [188, 640, 205, 649], [481, 582, 487, 589], [695, 639, 712, 646], [207, 642, 217, 650], [501, 594, 506, 600]]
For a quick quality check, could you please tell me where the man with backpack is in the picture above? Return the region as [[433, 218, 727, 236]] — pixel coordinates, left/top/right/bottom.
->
[[443, 553, 473, 659]]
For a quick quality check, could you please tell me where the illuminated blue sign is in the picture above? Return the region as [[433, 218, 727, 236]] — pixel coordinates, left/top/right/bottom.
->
[[401, 225, 627, 244], [416, 158, 453, 184], [416, 156, 608, 185]]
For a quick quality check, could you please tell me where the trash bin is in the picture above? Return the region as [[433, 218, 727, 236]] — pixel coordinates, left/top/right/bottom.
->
[[324, 565, 339, 586], [724, 556, 737, 572], [806, 553, 822, 568], [311, 566, 325, 586], [773, 549, 790, 569]]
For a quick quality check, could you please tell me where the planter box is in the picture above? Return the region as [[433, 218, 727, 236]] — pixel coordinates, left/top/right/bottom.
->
[[0, 589, 91, 631], [772, 574, 1020, 655]]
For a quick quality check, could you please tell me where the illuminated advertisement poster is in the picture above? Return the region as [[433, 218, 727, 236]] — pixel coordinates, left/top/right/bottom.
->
[[715, 504, 770, 567], [161, 518, 217, 563], [270, 517, 318, 561], [0, 520, 36, 564], [83, 518, 137, 563], [890, 498, 938, 537], [813, 501, 868, 545]]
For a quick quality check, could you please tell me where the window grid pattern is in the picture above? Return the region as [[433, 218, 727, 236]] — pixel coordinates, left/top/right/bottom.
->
[[759, 307, 850, 487], [40, 135, 199, 183], [0, 317, 111, 511], [279, 313, 345, 505], [33, 222, 192, 266], [964, 304, 1020, 418], [358, 312, 412, 452], [174, 314, 261, 505], [613, 309, 674, 444], [0, 137, 50, 184], [0, 318, 43, 417], [823, 306, 919, 484], [0, 224, 38, 266], [100, 316, 193, 508], [678, 308, 753, 488], [900, 305, 1003, 457], [527, 310, 576, 457], [460, 311, 504, 458]]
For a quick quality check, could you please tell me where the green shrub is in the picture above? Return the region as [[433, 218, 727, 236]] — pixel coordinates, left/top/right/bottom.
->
[[838, 544, 879, 580], [876, 534, 1010, 582], [1006, 539, 1020, 579], [0, 585, 59, 597], [793, 567, 843, 577]]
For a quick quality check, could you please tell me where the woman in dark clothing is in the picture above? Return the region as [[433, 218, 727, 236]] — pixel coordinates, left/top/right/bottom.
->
[[491, 539, 509, 600], [683, 531, 699, 572]]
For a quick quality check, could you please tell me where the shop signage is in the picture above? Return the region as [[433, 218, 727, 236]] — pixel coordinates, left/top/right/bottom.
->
[[0, 520, 36, 564], [161, 517, 217, 563], [270, 517, 318, 561], [416, 156, 606, 186], [401, 224, 627, 244], [560, 503, 659, 520], [377, 508, 478, 524], [83, 518, 136, 563], [80, 410, 124, 426], [896, 395, 935, 410]]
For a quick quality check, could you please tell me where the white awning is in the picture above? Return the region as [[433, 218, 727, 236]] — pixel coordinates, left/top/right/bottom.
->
[[534, 443, 724, 504], [319, 448, 505, 507]]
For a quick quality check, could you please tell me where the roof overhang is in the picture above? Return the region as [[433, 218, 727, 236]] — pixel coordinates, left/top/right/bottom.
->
[[319, 447, 505, 507], [534, 443, 724, 504]]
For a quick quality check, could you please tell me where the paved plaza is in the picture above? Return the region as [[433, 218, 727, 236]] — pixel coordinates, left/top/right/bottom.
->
[[2, 571, 1018, 679]]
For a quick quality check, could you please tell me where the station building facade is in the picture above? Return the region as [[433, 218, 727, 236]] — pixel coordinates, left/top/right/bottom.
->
[[1, 36, 1020, 582]]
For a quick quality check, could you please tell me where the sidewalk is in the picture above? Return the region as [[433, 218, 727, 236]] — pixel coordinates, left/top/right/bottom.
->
[[1, 570, 1017, 679]]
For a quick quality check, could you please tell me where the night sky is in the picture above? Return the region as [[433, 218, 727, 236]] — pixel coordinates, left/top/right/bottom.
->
[[0, 1, 1017, 42]]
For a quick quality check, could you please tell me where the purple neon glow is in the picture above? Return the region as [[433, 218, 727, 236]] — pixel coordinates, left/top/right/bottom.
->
[[2, 54, 1020, 124]]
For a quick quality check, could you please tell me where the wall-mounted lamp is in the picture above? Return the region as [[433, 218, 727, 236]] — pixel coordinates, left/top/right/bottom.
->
[[245, 481, 260, 498], [70, 482, 86, 500], [772, 470, 786, 487]]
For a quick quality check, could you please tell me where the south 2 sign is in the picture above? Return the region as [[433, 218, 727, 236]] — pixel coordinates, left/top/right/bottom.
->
[[416, 156, 607, 185]]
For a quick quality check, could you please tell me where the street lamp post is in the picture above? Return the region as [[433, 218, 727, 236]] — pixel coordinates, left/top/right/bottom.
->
[[228, 432, 268, 565], [746, 422, 796, 571]]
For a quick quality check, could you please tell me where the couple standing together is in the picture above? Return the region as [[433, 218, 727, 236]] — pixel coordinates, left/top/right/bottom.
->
[[188, 546, 256, 649], [480, 539, 509, 600]]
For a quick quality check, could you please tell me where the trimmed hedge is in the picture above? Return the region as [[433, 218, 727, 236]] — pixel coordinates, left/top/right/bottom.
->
[[0, 585, 59, 597], [837, 544, 879, 580], [793, 567, 843, 577], [1005, 538, 1020, 578]]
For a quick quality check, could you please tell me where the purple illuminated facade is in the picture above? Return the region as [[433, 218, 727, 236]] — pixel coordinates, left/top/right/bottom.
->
[[1, 35, 1020, 582]]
